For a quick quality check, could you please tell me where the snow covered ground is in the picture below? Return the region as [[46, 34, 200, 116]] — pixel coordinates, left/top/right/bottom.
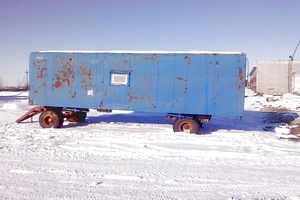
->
[[0, 90, 300, 199]]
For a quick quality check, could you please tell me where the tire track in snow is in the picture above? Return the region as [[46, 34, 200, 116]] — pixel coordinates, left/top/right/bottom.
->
[[1, 101, 300, 199]]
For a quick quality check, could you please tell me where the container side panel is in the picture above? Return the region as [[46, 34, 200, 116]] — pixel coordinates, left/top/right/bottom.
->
[[204, 55, 217, 114], [95, 54, 107, 110], [30, 53, 101, 108], [74, 54, 99, 108], [214, 55, 236, 115], [172, 55, 187, 112], [102, 53, 131, 110], [184, 54, 208, 114], [50, 53, 98, 108], [51, 54, 77, 107], [156, 54, 174, 112], [213, 54, 246, 116], [128, 54, 158, 112], [29, 53, 49, 105]]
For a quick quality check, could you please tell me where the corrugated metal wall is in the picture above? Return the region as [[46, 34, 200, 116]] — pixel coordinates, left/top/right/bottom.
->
[[29, 52, 246, 117]]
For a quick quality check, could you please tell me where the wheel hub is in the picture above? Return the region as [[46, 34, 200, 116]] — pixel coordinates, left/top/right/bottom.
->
[[180, 122, 192, 132], [44, 115, 54, 125]]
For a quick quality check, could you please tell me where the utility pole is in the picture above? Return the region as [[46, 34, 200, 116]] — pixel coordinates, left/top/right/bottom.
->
[[288, 41, 300, 93]]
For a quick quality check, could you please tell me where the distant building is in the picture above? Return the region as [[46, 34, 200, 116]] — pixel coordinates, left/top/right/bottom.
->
[[248, 66, 257, 92], [248, 60, 300, 94]]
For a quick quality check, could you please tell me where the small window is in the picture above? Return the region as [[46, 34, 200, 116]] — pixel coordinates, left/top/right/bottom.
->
[[111, 73, 129, 86]]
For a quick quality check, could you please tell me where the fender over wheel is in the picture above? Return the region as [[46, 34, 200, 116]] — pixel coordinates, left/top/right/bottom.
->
[[173, 118, 200, 133], [39, 109, 64, 128]]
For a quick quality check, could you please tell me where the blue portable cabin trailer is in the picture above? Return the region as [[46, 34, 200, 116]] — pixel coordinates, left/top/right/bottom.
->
[[24, 51, 246, 133]]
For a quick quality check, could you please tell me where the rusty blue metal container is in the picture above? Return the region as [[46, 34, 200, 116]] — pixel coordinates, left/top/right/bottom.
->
[[29, 51, 246, 116], [26, 51, 246, 132]]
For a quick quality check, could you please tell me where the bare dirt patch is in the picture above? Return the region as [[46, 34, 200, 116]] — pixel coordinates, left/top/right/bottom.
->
[[262, 108, 300, 142]]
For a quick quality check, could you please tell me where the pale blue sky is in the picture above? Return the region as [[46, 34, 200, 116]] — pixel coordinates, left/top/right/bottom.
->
[[0, 0, 299, 86]]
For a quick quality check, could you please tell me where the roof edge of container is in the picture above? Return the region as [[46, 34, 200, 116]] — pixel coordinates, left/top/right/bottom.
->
[[36, 50, 246, 55]]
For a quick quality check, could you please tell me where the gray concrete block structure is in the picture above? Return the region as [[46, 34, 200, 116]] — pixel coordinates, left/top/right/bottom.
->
[[249, 60, 300, 94]]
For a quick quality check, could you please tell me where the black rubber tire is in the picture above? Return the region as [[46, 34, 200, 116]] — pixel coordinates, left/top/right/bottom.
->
[[76, 112, 87, 123], [198, 121, 203, 127], [67, 112, 87, 123], [173, 118, 200, 133], [39, 109, 64, 128]]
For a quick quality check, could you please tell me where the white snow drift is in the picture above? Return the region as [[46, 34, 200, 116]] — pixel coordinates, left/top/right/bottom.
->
[[0, 90, 300, 199]]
